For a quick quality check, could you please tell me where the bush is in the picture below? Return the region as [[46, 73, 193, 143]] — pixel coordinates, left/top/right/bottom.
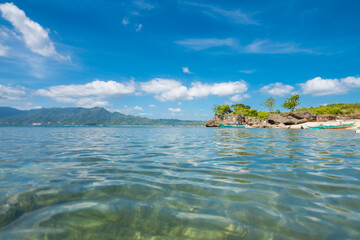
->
[[213, 104, 232, 115]]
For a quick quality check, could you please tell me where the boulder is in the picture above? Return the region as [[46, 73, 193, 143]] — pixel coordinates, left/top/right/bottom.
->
[[267, 113, 297, 125], [204, 120, 220, 127], [289, 111, 317, 121], [316, 114, 337, 121]]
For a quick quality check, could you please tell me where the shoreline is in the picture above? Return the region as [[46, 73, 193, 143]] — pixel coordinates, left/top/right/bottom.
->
[[242, 119, 360, 129]]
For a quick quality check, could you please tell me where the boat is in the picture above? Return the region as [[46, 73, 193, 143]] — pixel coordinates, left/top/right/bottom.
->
[[305, 123, 354, 129], [220, 124, 246, 128]]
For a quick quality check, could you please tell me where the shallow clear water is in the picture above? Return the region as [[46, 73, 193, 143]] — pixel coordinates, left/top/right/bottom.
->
[[0, 127, 359, 240]]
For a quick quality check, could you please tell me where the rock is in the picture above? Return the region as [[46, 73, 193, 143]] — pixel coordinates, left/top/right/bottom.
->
[[347, 113, 360, 119], [268, 111, 317, 125], [316, 114, 337, 121], [204, 119, 220, 127], [289, 111, 317, 121], [267, 113, 297, 125]]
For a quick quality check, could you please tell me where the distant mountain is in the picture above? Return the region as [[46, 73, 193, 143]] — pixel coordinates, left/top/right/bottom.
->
[[0, 107, 203, 126], [0, 107, 27, 119]]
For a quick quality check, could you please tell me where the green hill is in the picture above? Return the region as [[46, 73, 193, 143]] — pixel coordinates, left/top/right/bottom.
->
[[0, 107, 27, 118], [0, 107, 203, 126]]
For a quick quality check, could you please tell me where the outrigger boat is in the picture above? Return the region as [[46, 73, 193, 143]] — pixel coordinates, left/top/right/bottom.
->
[[220, 124, 246, 128], [305, 123, 354, 129]]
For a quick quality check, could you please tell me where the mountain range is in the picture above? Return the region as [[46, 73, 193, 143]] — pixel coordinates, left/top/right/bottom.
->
[[0, 107, 203, 126]]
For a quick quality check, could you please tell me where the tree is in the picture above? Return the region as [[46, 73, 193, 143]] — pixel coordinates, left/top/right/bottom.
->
[[212, 104, 233, 115], [282, 94, 301, 111], [260, 97, 276, 112], [231, 103, 251, 111]]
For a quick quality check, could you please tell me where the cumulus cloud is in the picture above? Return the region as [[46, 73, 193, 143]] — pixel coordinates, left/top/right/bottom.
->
[[140, 78, 248, 102], [260, 82, 294, 96], [36, 79, 135, 108], [116, 105, 145, 115], [0, 42, 9, 56], [149, 104, 156, 107], [182, 66, 192, 74], [37, 80, 135, 98], [134, 106, 143, 111], [176, 38, 237, 50], [168, 108, 181, 113], [300, 76, 360, 96], [229, 94, 250, 102], [0, 84, 26, 100], [0, 2, 67, 59]]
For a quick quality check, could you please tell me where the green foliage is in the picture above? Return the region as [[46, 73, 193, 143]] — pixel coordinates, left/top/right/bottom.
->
[[231, 103, 250, 111], [299, 103, 360, 116], [282, 94, 301, 111], [260, 97, 276, 112], [213, 104, 233, 115], [232, 106, 269, 119]]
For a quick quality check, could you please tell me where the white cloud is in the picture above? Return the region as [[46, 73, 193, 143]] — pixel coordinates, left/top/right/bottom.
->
[[36, 79, 135, 107], [37, 79, 135, 98], [0, 42, 9, 56], [245, 39, 312, 54], [168, 108, 181, 113], [134, 0, 155, 10], [140, 78, 248, 102], [136, 23, 143, 32], [260, 82, 294, 96], [300, 76, 360, 96], [177, 38, 312, 54], [14, 102, 42, 110], [149, 104, 156, 107], [182, 66, 192, 74], [229, 94, 250, 102], [122, 17, 129, 25], [134, 106, 143, 111], [116, 105, 146, 115], [0, 3, 67, 59], [0, 84, 26, 100], [238, 69, 256, 74], [181, 2, 257, 25], [342, 76, 360, 88], [176, 38, 237, 50], [74, 98, 109, 108]]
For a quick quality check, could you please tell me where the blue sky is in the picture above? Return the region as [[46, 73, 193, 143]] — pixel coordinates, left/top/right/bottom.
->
[[0, 0, 359, 120]]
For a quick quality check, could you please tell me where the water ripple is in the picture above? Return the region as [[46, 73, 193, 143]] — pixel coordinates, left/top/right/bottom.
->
[[0, 127, 359, 239]]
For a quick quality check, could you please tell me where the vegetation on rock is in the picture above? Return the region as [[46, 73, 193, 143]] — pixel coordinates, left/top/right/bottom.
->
[[282, 94, 301, 111], [299, 103, 360, 115], [260, 97, 276, 113]]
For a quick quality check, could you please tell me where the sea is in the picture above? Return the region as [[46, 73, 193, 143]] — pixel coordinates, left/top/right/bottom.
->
[[0, 127, 359, 240]]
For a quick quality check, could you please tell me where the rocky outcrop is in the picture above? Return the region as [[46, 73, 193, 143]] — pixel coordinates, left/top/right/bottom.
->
[[205, 111, 318, 128], [204, 119, 220, 127], [205, 114, 270, 128], [268, 111, 317, 125], [316, 114, 337, 122]]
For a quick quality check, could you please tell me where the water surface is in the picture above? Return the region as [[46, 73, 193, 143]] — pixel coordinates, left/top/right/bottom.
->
[[0, 127, 359, 239]]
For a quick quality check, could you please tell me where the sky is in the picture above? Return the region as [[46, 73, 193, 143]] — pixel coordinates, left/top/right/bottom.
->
[[0, 0, 359, 120]]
